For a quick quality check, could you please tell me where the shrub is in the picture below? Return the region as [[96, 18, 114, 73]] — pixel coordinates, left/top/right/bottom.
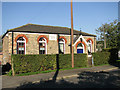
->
[[74, 54, 87, 67], [102, 48, 118, 63], [12, 54, 56, 74], [58, 54, 87, 69], [11, 54, 87, 75], [58, 54, 72, 69], [92, 52, 110, 66]]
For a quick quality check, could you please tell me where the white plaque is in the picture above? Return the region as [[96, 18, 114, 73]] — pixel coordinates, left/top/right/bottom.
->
[[49, 34, 57, 40]]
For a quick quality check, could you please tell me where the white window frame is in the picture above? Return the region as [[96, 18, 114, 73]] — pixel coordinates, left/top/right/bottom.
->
[[17, 37, 26, 54], [39, 38, 47, 54], [59, 38, 65, 54], [87, 40, 92, 53], [77, 43, 84, 53]]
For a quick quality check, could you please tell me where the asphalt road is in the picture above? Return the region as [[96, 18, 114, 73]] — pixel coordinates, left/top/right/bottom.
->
[[0, 66, 2, 90], [15, 69, 120, 88]]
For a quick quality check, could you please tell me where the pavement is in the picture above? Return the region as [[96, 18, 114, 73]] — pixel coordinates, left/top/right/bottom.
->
[[2, 65, 119, 89]]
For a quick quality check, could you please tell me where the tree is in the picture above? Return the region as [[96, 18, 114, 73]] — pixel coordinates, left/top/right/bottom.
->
[[96, 20, 119, 49], [117, 22, 120, 49]]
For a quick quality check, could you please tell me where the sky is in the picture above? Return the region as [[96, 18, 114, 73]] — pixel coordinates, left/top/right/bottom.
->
[[1, 2, 118, 37]]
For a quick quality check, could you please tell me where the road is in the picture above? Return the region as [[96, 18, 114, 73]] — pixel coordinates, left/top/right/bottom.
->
[[15, 69, 120, 88], [0, 66, 2, 90]]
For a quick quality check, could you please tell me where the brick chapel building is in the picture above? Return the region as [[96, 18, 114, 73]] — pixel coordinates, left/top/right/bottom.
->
[[2, 24, 96, 65]]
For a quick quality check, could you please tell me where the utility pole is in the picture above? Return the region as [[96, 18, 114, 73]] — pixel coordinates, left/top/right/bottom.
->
[[71, 0, 74, 68], [104, 25, 106, 48]]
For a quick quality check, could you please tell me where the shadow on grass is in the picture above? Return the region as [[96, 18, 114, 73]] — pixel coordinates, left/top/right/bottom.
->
[[15, 70, 120, 88]]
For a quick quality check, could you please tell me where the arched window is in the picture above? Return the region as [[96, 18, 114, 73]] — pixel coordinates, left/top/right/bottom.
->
[[17, 37, 26, 54], [77, 43, 84, 53], [59, 38, 65, 54], [39, 37, 47, 54], [87, 40, 92, 55]]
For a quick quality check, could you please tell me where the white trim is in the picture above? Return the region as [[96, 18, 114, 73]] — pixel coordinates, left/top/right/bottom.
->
[[73, 35, 88, 46], [39, 41, 46, 43], [17, 37, 26, 54], [59, 38, 65, 54], [9, 31, 69, 36], [77, 43, 84, 53], [39, 38, 47, 54], [87, 40, 92, 53], [17, 41, 26, 42], [9, 31, 50, 35]]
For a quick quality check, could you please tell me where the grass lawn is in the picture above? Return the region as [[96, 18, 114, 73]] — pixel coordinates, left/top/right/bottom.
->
[[116, 60, 120, 62], [6, 64, 109, 76]]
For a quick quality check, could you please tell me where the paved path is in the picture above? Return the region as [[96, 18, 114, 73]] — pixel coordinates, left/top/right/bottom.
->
[[2, 65, 119, 88]]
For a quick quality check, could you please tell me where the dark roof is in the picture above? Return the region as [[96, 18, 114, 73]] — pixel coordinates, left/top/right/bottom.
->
[[73, 36, 80, 43], [2, 24, 96, 38]]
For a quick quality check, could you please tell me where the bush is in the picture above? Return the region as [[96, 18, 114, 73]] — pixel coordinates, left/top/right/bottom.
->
[[11, 54, 87, 75], [58, 54, 72, 69], [74, 54, 87, 67], [58, 54, 87, 69], [92, 52, 110, 66], [12, 54, 56, 74], [102, 48, 118, 63]]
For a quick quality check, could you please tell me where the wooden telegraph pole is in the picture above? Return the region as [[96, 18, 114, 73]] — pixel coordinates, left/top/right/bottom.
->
[[71, 0, 74, 68]]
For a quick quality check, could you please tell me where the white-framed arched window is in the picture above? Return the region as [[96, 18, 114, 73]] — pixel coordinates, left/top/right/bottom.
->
[[59, 38, 65, 54], [77, 43, 84, 53], [39, 37, 47, 54], [87, 40, 92, 54], [17, 37, 26, 54]]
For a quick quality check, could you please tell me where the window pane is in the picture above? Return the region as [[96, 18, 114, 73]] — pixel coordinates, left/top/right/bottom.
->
[[18, 47, 24, 50], [39, 43, 42, 46], [39, 50, 45, 54], [17, 42, 25, 54], [19, 50, 21, 54], [39, 42, 46, 54], [59, 43, 64, 54], [43, 50, 45, 54], [40, 48, 45, 50], [40, 50, 42, 54], [77, 43, 83, 47], [17, 37, 25, 41], [22, 50, 24, 54]]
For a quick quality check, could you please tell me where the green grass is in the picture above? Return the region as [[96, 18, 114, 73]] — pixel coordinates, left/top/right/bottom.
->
[[7, 66, 89, 76], [94, 64, 109, 67], [16, 69, 57, 76], [6, 64, 113, 76], [116, 60, 120, 62]]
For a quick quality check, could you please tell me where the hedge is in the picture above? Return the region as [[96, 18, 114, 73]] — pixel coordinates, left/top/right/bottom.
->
[[12, 54, 56, 74], [102, 48, 118, 63], [58, 54, 87, 69], [11, 54, 87, 75], [74, 54, 87, 67], [92, 52, 111, 66], [92, 48, 119, 66]]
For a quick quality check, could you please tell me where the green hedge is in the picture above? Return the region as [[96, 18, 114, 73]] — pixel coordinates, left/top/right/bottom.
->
[[102, 48, 118, 63], [92, 52, 111, 66], [92, 48, 119, 66], [11, 54, 87, 75], [58, 54, 72, 69], [12, 54, 56, 74], [74, 54, 87, 67], [58, 54, 87, 69]]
